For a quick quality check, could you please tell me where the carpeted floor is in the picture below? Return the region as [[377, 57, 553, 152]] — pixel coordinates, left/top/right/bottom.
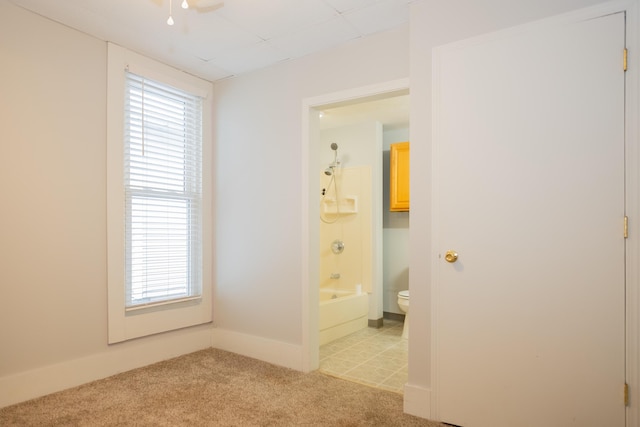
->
[[0, 348, 443, 426]]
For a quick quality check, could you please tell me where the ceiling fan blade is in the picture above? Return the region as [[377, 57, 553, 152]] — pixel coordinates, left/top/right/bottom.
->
[[191, 0, 224, 13]]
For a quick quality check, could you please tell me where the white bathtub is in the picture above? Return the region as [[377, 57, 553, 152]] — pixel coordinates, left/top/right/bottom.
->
[[319, 289, 368, 345]]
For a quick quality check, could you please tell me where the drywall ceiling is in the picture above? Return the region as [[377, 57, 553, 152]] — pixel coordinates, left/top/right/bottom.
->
[[9, 0, 414, 82]]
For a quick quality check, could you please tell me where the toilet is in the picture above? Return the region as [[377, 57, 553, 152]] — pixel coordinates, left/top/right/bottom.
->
[[397, 290, 409, 339]]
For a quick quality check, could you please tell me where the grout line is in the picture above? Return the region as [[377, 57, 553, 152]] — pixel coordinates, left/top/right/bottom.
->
[[377, 363, 408, 387], [319, 323, 407, 394]]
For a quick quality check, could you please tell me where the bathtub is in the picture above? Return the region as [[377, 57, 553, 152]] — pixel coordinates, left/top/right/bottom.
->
[[319, 289, 368, 346]]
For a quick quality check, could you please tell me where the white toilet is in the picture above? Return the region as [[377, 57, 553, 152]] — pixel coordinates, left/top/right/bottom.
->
[[397, 290, 409, 339]]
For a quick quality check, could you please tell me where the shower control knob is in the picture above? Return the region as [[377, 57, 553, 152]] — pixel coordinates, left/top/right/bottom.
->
[[444, 250, 458, 263], [331, 240, 345, 254]]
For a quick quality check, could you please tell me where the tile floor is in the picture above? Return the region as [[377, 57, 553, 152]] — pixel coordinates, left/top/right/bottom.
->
[[319, 319, 407, 394]]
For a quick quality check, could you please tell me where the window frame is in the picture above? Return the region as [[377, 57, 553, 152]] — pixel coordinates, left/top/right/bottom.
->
[[107, 43, 213, 344]]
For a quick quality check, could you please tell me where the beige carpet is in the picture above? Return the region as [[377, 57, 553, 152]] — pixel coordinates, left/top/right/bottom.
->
[[0, 348, 443, 426]]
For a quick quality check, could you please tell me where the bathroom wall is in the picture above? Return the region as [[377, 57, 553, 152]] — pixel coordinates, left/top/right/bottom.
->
[[319, 122, 382, 320], [382, 126, 410, 315]]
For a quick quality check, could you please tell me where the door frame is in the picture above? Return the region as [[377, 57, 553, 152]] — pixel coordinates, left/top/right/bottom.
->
[[300, 78, 409, 373], [429, 1, 640, 424]]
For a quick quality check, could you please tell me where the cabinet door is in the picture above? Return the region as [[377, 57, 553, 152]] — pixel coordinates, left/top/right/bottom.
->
[[390, 142, 409, 211]]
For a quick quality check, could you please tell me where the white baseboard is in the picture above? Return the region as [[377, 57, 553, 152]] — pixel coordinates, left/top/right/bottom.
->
[[1, 327, 304, 409], [0, 328, 212, 409], [403, 383, 432, 420], [211, 327, 303, 371]]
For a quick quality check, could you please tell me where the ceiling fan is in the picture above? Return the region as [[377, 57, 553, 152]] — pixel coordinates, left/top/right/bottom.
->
[[189, 0, 225, 13], [167, 0, 224, 25]]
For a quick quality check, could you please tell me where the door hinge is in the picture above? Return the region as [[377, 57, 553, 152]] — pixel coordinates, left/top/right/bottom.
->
[[624, 48, 628, 72], [625, 216, 629, 239], [624, 383, 629, 406]]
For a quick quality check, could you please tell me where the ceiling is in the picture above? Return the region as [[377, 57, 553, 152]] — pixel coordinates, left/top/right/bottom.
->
[[9, 0, 415, 82], [9, 0, 411, 129]]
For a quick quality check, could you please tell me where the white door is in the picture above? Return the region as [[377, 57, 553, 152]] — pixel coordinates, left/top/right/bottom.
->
[[432, 11, 626, 427]]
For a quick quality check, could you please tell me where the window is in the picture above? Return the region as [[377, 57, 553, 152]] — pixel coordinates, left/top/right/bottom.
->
[[124, 72, 202, 309], [107, 44, 212, 343]]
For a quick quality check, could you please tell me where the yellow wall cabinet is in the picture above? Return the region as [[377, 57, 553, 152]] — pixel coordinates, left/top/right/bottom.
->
[[390, 141, 409, 211]]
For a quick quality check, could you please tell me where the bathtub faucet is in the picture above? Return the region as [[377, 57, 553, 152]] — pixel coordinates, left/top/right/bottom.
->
[[330, 273, 341, 279]]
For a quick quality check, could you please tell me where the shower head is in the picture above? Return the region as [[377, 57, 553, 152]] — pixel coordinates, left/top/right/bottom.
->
[[324, 143, 339, 176]]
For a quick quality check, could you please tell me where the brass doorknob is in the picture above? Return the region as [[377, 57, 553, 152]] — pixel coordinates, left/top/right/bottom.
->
[[444, 250, 458, 263]]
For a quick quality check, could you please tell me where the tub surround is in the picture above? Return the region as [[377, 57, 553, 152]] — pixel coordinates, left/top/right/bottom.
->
[[319, 290, 368, 346]]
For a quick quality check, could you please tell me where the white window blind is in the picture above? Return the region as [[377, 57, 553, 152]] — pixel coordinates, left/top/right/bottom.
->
[[124, 71, 203, 309]]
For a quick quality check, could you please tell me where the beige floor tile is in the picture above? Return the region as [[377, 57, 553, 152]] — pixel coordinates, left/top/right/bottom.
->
[[366, 354, 408, 370], [319, 343, 343, 359], [381, 327, 404, 337], [382, 369, 408, 388], [344, 364, 397, 384], [319, 357, 362, 375], [380, 345, 408, 359], [331, 347, 376, 362], [348, 341, 394, 354], [319, 322, 408, 394], [378, 382, 404, 394]]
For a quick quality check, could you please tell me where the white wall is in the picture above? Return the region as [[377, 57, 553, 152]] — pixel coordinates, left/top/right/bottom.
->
[[406, 0, 617, 418], [0, 0, 106, 375], [0, 0, 212, 407], [212, 27, 409, 346]]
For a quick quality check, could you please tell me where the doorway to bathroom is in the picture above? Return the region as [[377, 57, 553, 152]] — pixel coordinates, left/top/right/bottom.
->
[[301, 80, 410, 389]]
